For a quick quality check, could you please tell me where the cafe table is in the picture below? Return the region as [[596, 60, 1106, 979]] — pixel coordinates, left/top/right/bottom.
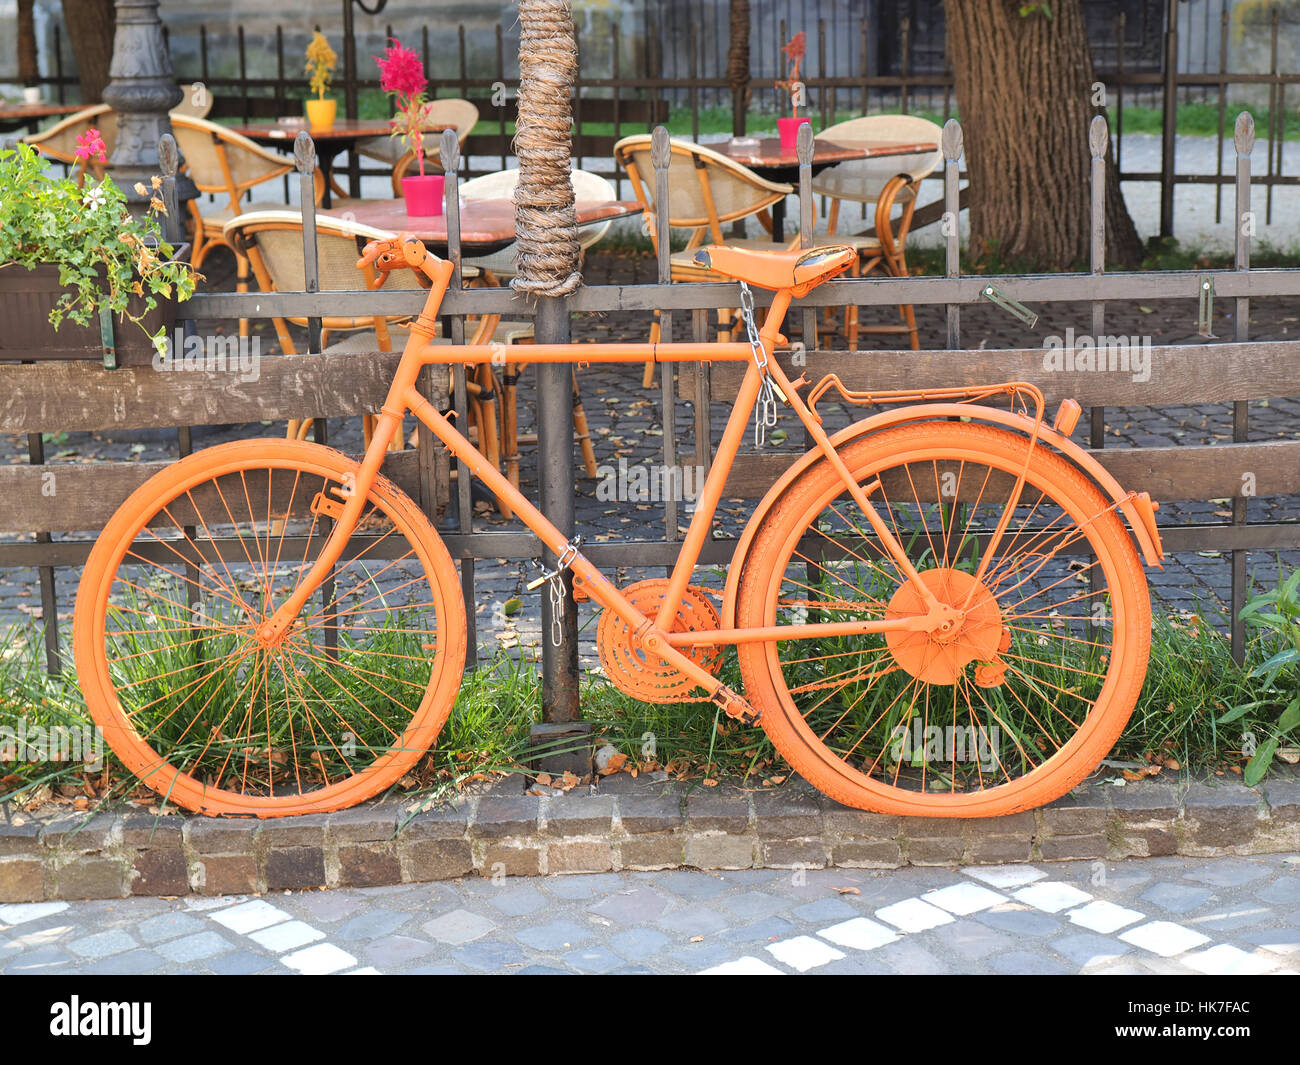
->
[[0, 101, 86, 136], [321, 197, 643, 256], [224, 118, 449, 207], [713, 135, 939, 241]]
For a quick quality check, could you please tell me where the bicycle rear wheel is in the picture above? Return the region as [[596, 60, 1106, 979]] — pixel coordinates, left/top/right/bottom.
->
[[74, 439, 466, 817], [736, 422, 1150, 817]]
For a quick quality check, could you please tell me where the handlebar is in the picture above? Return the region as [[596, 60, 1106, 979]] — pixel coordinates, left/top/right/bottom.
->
[[356, 234, 432, 275]]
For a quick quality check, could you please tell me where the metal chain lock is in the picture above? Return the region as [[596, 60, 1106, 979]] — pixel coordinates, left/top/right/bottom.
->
[[738, 281, 779, 446], [526, 536, 583, 647]]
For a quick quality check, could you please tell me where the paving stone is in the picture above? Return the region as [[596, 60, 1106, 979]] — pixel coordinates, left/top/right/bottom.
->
[[875, 937, 952, 975], [41, 814, 116, 852], [543, 794, 615, 836], [752, 790, 821, 837], [334, 909, 409, 941], [55, 857, 126, 900], [1261, 772, 1300, 819], [905, 837, 966, 864], [131, 849, 190, 896], [1182, 858, 1271, 887], [542, 873, 624, 900], [1182, 943, 1279, 975], [718, 889, 790, 922], [136, 912, 207, 944], [964, 865, 1048, 889], [472, 795, 541, 838], [616, 794, 684, 834], [67, 928, 139, 960], [248, 920, 325, 953], [817, 916, 899, 952], [1257, 877, 1300, 905], [966, 835, 1034, 864], [400, 803, 470, 840], [685, 834, 754, 870], [1192, 905, 1273, 933], [823, 808, 901, 839], [185, 819, 257, 855], [264, 847, 326, 891], [700, 955, 785, 975], [515, 918, 594, 951], [1066, 899, 1145, 934], [975, 905, 1064, 937], [1039, 834, 1110, 861], [832, 839, 903, 867], [204, 949, 282, 975], [1240, 927, 1300, 956], [766, 934, 845, 972], [421, 909, 496, 946], [548, 840, 614, 873], [118, 815, 185, 848], [0, 821, 42, 857], [1040, 787, 1113, 836], [1051, 932, 1132, 968], [761, 840, 828, 868], [685, 789, 751, 834], [0, 859, 44, 903], [1118, 920, 1211, 957], [876, 897, 954, 932], [608, 926, 671, 960], [156, 931, 236, 964], [1108, 782, 1180, 821], [406, 839, 474, 880], [1184, 784, 1263, 846], [81, 948, 169, 975], [937, 918, 1012, 960], [618, 835, 684, 869], [327, 805, 399, 843], [452, 938, 530, 972], [1012, 881, 1093, 913], [487, 885, 549, 917], [282, 942, 357, 975], [288, 890, 367, 924], [791, 896, 858, 923], [587, 885, 669, 924], [730, 915, 798, 944], [361, 934, 437, 967], [210, 900, 291, 934], [988, 950, 1073, 975], [563, 944, 626, 974], [197, 854, 258, 896], [257, 815, 329, 848], [657, 903, 732, 939], [1139, 881, 1213, 913], [921, 882, 1007, 916], [480, 844, 541, 877], [3, 945, 73, 974], [338, 843, 403, 888]]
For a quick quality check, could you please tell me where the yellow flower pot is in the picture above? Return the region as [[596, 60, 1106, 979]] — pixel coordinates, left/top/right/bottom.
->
[[305, 98, 337, 132]]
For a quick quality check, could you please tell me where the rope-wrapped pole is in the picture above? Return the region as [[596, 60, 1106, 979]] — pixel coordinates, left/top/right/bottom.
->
[[516, 0, 585, 740], [512, 0, 582, 298]]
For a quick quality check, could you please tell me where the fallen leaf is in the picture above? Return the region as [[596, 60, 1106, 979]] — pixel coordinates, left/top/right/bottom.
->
[[835, 886, 861, 895]]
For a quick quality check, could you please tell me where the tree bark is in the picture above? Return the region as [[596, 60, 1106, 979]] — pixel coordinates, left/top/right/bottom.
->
[[727, 0, 751, 134], [942, 0, 1144, 269], [16, 0, 39, 85], [61, 0, 117, 103]]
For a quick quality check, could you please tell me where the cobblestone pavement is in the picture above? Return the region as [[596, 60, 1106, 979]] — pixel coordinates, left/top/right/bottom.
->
[[4, 855, 1299, 975], [1, 247, 1297, 665]]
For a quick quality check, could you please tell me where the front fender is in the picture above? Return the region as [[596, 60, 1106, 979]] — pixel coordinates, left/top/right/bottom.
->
[[721, 403, 1164, 628]]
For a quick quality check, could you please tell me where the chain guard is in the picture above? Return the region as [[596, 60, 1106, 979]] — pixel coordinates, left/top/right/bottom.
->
[[597, 579, 722, 703]]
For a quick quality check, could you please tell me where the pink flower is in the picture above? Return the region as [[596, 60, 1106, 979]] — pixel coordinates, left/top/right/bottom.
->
[[372, 38, 426, 98], [74, 127, 108, 164]]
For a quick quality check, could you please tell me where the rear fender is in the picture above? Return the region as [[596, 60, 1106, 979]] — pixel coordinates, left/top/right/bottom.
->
[[721, 403, 1164, 628]]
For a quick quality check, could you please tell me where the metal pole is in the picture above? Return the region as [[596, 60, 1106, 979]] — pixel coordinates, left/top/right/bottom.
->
[[1159, 0, 1179, 239]]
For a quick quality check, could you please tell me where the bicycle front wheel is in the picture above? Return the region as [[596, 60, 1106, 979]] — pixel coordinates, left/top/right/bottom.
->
[[736, 421, 1150, 817], [74, 439, 466, 817]]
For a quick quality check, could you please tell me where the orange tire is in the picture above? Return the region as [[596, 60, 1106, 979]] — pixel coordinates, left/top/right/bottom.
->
[[736, 422, 1150, 817], [74, 439, 466, 817]]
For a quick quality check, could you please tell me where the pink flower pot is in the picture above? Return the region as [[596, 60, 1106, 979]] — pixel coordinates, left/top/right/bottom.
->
[[402, 174, 444, 217], [777, 116, 812, 153]]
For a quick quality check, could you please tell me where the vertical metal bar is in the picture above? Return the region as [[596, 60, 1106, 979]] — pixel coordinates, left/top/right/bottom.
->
[[574, 25, 586, 166], [1213, 7, 1228, 223], [200, 24, 209, 86], [496, 24, 507, 176], [689, 25, 699, 143], [692, 308, 712, 474], [439, 130, 476, 671], [1115, 13, 1125, 174], [818, 18, 828, 129], [612, 23, 623, 197], [1265, 8, 1279, 225], [458, 24, 469, 105], [1089, 116, 1108, 452], [651, 128, 677, 545], [797, 122, 815, 350], [1231, 111, 1254, 665], [237, 25, 248, 124], [1159, 0, 1179, 239], [859, 21, 868, 117], [27, 431, 59, 674], [942, 119, 962, 349], [54, 25, 65, 103], [899, 15, 910, 114], [342, 0, 356, 120]]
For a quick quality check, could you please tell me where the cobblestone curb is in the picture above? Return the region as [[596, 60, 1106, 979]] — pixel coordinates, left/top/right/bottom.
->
[[3, 769, 1298, 902]]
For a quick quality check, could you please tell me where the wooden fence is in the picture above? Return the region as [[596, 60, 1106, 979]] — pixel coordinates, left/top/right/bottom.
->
[[2, 111, 1297, 690]]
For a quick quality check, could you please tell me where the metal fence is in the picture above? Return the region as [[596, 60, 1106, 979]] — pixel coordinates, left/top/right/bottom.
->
[[26, 0, 1299, 235], [3, 112, 1298, 696]]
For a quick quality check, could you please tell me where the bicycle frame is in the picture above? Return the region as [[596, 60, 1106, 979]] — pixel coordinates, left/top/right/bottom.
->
[[252, 251, 974, 704]]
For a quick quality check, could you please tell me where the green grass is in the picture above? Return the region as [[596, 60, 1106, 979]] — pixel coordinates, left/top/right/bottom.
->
[[2, 573, 1296, 813]]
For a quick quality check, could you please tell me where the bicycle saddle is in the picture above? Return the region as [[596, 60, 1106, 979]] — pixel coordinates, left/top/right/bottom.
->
[[693, 244, 856, 296]]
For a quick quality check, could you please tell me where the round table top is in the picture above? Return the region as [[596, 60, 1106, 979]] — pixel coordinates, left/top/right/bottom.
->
[[0, 101, 85, 120], [227, 118, 449, 142], [321, 197, 643, 253], [715, 136, 939, 170]]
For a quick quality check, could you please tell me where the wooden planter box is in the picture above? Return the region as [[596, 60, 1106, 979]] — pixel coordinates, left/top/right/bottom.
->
[[0, 245, 188, 369]]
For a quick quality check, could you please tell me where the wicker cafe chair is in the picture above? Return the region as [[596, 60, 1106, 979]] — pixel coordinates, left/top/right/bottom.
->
[[23, 104, 118, 179], [448, 166, 616, 485], [613, 134, 792, 386], [810, 114, 943, 349], [222, 210, 518, 482], [170, 82, 215, 120], [169, 115, 302, 336]]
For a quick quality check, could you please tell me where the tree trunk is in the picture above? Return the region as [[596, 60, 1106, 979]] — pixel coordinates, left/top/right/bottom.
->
[[942, 0, 1144, 269], [16, 0, 39, 85], [61, 0, 117, 103], [727, 0, 751, 135]]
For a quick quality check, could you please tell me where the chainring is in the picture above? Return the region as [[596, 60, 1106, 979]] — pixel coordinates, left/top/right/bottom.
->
[[597, 579, 722, 703]]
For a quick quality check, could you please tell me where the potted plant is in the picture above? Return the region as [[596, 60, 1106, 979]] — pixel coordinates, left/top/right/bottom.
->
[[374, 38, 442, 217], [0, 136, 197, 368], [304, 30, 338, 131], [775, 31, 811, 152]]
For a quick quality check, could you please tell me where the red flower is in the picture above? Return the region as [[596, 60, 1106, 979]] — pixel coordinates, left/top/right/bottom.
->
[[782, 32, 807, 62], [372, 38, 426, 98], [74, 127, 108, 164]]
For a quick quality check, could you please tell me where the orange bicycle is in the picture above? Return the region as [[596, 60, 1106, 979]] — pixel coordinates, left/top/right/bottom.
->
[[74, 237, 1164, 819]]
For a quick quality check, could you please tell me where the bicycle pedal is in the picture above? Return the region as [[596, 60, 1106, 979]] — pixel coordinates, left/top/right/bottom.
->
[[309, 491, 346, 520], [712, 684, 760, 726]]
